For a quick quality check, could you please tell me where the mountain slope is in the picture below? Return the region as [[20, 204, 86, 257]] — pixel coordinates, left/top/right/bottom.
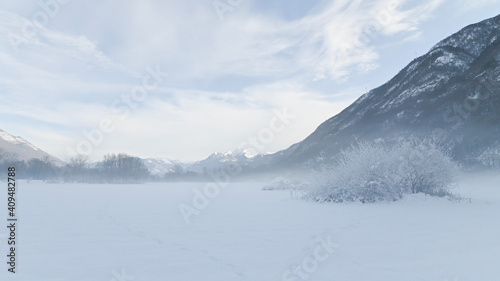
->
[[271, 14, 500, 169], [0, 129, 65, 166]]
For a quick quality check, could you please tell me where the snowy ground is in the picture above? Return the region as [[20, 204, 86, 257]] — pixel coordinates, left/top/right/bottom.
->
[[0, 172, 499, 281]]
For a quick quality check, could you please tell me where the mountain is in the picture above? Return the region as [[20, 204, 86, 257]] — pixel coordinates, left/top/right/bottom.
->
[[145, 15, 500, 177], [0, 129, 65, 166], [186, 149, 262, 174], [265, 14, 500, 170], [142, 149, 261, 176], [142, 158, 189, 175]]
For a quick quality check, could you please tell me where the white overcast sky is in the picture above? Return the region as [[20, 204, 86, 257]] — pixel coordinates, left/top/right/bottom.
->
[[0, 0, 499, 162]]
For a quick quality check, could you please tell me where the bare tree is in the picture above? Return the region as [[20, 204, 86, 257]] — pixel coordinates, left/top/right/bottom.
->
[[64, 154, 90, 182], [0, 148, 19, 164], [27, 158, 57, 180], [99, 153, 150, 183]]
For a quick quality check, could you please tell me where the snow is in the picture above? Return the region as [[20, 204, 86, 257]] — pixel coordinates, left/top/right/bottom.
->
[[0, 173, 499, 280], [143, 158, 177, 175], [432, 21, 499, 58], [434, 52, 469, 70], [0, 130, 39, 151], [383, 74, 447, 110]]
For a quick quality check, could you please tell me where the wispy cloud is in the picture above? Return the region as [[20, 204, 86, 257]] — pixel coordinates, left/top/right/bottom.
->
[[0, 0, 496, 161], [0, 0, 445, 90]]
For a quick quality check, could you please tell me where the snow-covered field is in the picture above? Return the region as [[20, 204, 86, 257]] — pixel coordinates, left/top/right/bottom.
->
[[1, 173, 499, 281]]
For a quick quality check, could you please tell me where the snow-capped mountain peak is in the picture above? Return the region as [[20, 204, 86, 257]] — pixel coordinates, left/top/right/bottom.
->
[[222, 148, 260, 159], [0, 129, 65, 166], [0, 129, 40, 151]]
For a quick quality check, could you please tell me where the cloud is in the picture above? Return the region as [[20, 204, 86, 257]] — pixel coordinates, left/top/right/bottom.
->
[[457, 0, 499, 10], [104, 0, 443, 82], [0, 0, 441, 82], [54, 80, 356, 161], [0, 0, 485, 162], [0, 0, 446, 90]]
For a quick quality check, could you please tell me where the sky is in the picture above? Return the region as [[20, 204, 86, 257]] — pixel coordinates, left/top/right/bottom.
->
[[0, 0, 499, 162]]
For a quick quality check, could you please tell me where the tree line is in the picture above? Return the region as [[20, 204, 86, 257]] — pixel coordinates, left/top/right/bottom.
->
[[0, 151, 151, 183]]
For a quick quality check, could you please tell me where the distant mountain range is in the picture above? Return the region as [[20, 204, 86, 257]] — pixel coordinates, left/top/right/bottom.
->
[[2, 15, 499, 177], [0, 127, 261, 175], [0, 129, 65, 166], [142, 149, 262, 176]]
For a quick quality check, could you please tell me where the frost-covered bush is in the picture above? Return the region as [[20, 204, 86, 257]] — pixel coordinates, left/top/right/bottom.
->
[[306, 139, 460, 203], [397, 139, 460, 195], [477, 146, 500, 169]]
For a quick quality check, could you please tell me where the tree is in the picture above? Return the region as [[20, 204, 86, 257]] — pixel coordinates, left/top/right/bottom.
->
[[0, 150, 26, 179], [63, 154, 90, 182], [307, 138, 460, 203], [98, 153, 150, 183], [0, 148, 19, 164], [27, 158, 57, 180], [68, 154, 89, 170]]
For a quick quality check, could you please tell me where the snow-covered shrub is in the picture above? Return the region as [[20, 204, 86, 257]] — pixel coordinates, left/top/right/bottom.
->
[[477, 146, 500, 169], [397, 139, 460, 196], [306, 139, 460, 203]]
